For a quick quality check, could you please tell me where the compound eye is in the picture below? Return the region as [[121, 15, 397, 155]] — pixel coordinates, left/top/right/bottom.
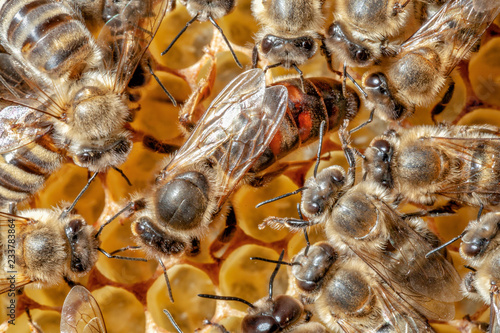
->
[[296, 38, 313, 51], [303, 201, 320, 215], [72, 257, 85, 272], [272, 295, 302, 327], [364, 73, 383, 89], [462, 238, 487, 257], [78, 150, 103, 163], [241, 315, 279, 333], [373, 139, 391, 154], [329, 169, 344, 183], [355, 49, 370, 62], [261, 36, 276, 54], [68, 219, 85, 234]]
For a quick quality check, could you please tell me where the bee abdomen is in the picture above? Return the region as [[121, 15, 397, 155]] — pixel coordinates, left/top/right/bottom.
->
[[0, 139, 62, 204], [0, 0, 95, 78]]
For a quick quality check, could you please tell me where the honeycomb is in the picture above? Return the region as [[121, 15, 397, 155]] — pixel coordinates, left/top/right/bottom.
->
[[1, 0, 500, 332]]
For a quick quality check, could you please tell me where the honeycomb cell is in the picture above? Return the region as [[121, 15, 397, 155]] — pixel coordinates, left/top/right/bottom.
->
[[148, 264, 216, 332], [469, 38, 500, 107], [219, 245, 288, 313]]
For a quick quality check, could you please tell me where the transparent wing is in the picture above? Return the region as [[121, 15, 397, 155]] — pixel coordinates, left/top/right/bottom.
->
[[351, 206, 462, 320], [490, 286, 500, 333], [0, 273, 32, 294], [400, 0, 500, 75], [426, 136, 500, 197], [162, 68, 288, 206], [97, 0, 169, 92], [60, 285, 107, 333], [0, 105, 52, 153]]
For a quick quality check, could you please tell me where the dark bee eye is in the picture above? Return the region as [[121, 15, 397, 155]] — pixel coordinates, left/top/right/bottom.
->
[[304, 201, 320, 215], [364, 73, 382, 88], [462, 238, 488, 257], [78, 150, 102, 163], [355, 49, 370, 62], [241, 314, 279, 333], [296, 38, 313, 51], [114, 139, 131, 155], [68, 219, 85, 233], [330, 169, 344, 183], [261, 35, 278, 54], [373, 139, 391, 154], [72, 258, 84, 272]]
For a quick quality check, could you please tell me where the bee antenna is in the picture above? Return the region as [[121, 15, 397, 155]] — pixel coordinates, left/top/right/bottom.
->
[[314, 120, 327, 178], [97, 247, 147, 262], [255, 187, 306, 208], [163, 309, 183, 333], [95, 202, 134, 239], [198, 294, 255, 308], [464, 265, 477, 272], [263, 63, 282, 73], [146, 62, 177, 106], [292, 64, 305, 92], [477, 204, 484, 221], [425, 232, 465, 258], [112, 167, 132, 186], [208, 15, 242, 68], [159, 259, 175, 303], [343, 63, 367, 98], [161, 14, 199, 56], [269, 250, 285, 300], [349, 108, 375, 134], [250, 257, 299, 266], [60, 172, 98, 219]]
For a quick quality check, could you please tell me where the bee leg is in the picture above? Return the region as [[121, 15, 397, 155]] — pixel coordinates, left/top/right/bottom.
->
[[141, 135, 180, 154], [208, 15, 242, 68], [252, 45, 260, 68], [159, 259, 175, 303], [292, 64, 305, 92], [146, 62, 177, 106], [166, 0, 176, 12], [431, 81, 455, 124], [339, 119, 358, 187], [392, 0, 411, 15], [163, 308, 182, 333], [404, 200, 462, 218], [26, 308, 43, 333], [216, 204, 237, 244]]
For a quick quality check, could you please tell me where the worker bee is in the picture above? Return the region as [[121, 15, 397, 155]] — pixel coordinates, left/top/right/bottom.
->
[[261, 125, 462, 321], [251, 0, 326, 82], [60, 285, 107, 333], [292, 242, 435, 332], [362, 124, 500, 208], [361, 0, 500, 121], [323, 0, 444, 69], [457, 212, 500, 332], [0, 0, 168, 206], [162, 0, 242, 68], [0, 197, 142, 293], [130, 69, 287, 293], [199, 250, 328, 333]]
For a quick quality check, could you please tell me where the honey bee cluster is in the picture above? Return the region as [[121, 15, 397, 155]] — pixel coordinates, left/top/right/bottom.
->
[[1, 0, 500, 332]]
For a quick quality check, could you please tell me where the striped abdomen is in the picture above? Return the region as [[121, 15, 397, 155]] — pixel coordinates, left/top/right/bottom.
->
[[0, 0, 96, 78], [251, 77, 361, 173], [0, 133, 63, 205]]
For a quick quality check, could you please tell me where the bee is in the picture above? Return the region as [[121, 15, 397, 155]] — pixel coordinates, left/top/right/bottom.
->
[[60, 285, 106, 333], [198, 250, 328, 333], [262, 124, 462, 321], [322, 0, 443, 69], [361, 0, 500, 121], [161, 0, 242, 68], [291, 242, 435, 332], [0, 197, 143, 293], [250, 76, 361, 177], [0, 0, 168, 206], [251, 0, 326, 82], [130, 69, 287, 295], [362, 124, 500, 208]]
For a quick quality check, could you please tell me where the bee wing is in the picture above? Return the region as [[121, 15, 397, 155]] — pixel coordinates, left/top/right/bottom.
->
[[0, 105, 52, 153], [373, 283, 435, 333], [400, 0, 500, 76], [96, 0, 169, 92], [60, 285, 107, 333], [0, 211, 32, 227], [162, 68, 288, 206], [490, 287, 500, 333], [351, 207, 462, 320], [427, 136, 500, 196]]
